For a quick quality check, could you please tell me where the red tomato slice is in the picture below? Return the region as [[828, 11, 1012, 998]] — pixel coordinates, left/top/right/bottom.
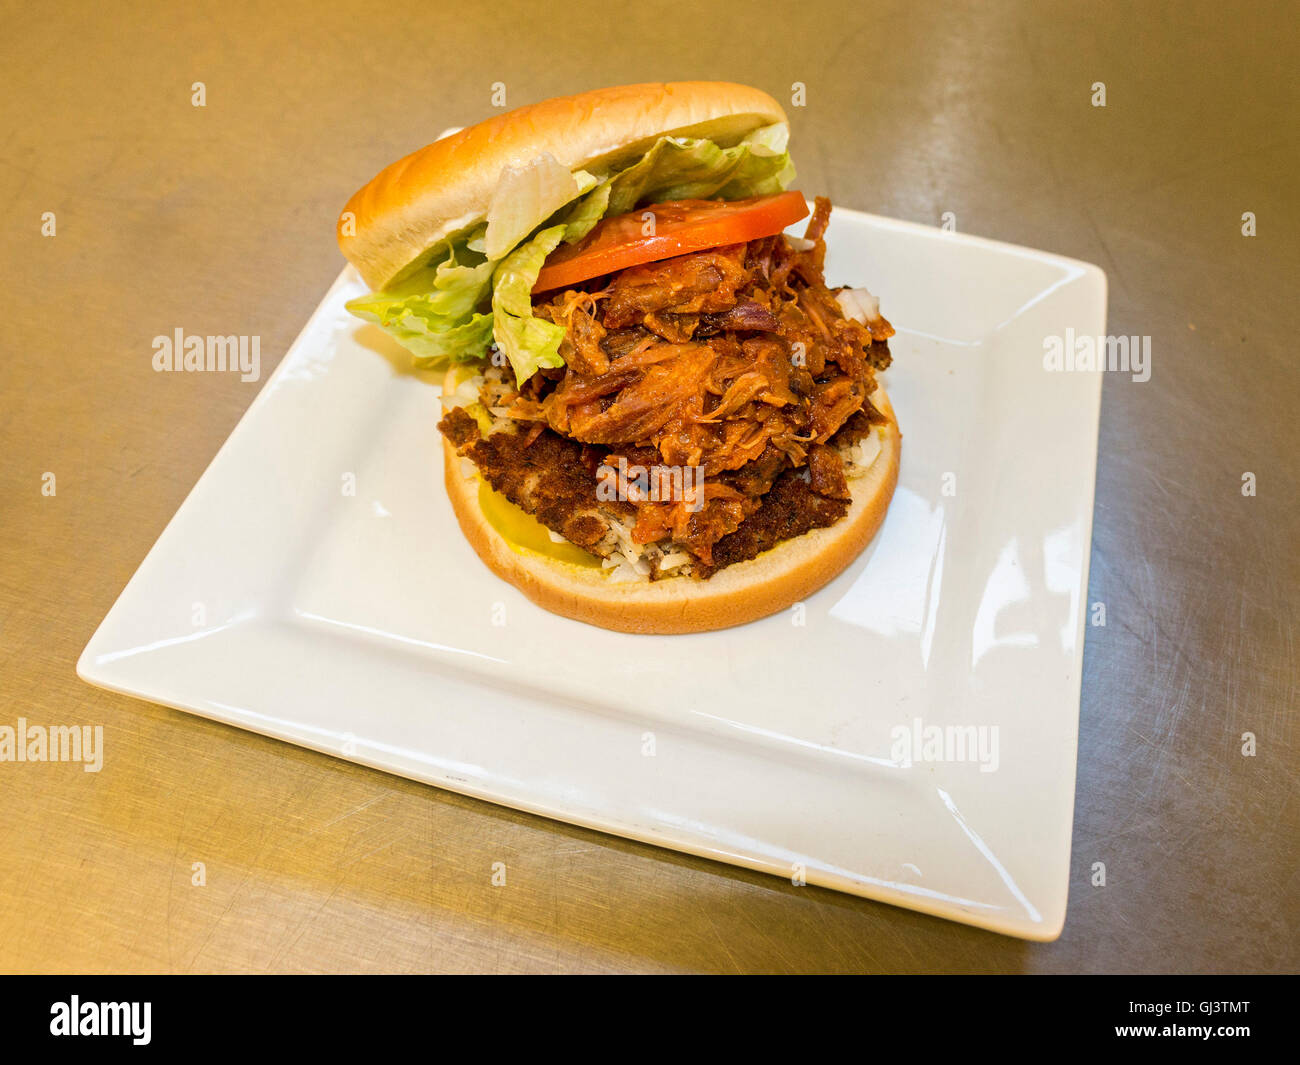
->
[[532, 191, 809, 294]]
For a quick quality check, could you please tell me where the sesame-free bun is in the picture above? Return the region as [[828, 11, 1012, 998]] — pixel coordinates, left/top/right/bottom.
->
[[338, 82, 788, 290], [442, 389, 901, 635]]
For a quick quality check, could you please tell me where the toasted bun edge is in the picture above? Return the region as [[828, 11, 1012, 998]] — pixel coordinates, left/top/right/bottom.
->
[[339, 81, 788, 290]]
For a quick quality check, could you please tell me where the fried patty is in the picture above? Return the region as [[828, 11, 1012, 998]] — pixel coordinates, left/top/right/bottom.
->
[[440, 407, 853, 577], [441, 408, 633, 555], [700, 469, 848, 577]]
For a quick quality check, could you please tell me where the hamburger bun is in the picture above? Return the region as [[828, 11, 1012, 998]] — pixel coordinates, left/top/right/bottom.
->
[[442, 388, 901, 635], [338, 81, 788, 290]]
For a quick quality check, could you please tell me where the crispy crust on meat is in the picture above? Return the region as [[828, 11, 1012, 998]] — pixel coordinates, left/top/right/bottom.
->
[[440, 408, 634, 554], [440, 387, 900, 634]]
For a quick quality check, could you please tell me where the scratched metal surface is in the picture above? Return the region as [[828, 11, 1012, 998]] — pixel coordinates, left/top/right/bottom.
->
[[0, 0, 1295, 972]]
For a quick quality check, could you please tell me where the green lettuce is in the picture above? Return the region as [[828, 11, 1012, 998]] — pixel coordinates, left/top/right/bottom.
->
[[482, 154, 597, 260], [557, 179, 613, 243], [490, 225, 568, 384], [345, 125, 795, 381], [344, 237, 496, 366], [604, 127, 794, 216]]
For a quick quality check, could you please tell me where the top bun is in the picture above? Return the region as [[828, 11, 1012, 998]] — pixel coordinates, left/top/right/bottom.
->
[[337, 82, 788, 290]]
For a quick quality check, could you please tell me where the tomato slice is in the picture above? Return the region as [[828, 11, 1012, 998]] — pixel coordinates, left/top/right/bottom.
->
[[532, 190, 809, 294]]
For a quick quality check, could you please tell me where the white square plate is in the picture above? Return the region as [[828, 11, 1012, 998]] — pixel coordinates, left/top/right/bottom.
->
[[80, 209, 1105, 940]]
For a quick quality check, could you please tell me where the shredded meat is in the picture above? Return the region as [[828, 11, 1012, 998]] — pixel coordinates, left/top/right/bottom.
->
[[700, 300, 781, 333], [438, 412, 855, 577], [441, 196, 895, 576], [536, 291, 609, 376], [602, 245, 751, 327], [829, 402, 890, 448]]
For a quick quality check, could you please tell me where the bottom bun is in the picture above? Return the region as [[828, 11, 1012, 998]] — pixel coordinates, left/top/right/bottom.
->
[[442, 387, 901, 634]]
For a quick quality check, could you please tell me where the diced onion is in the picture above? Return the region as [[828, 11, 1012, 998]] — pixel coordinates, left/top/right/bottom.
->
[[836, 287, 881, 324], [857, 431, 883, 468]]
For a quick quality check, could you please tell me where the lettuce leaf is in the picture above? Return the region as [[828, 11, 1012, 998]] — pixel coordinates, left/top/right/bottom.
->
[[604, 127, 794, 216], [344, 238, 497, 365], [345, 125, 795, 377], [490, 225, 568, 383], [557, 179, 613, 243], [483, 153, 597, 260]]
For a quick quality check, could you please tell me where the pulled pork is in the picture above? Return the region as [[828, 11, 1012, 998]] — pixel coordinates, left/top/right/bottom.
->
[[440, 196, 894, 576]]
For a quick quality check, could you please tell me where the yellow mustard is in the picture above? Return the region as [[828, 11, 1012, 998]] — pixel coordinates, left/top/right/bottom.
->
[[476, 480, 604, 569]]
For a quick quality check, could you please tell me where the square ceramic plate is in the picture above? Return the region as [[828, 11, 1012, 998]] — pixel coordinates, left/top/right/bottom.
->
[[79, 208, 1106, 940]]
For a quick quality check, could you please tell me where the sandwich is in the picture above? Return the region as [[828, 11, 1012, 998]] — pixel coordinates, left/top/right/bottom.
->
[[338, 81, 899, 634]]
